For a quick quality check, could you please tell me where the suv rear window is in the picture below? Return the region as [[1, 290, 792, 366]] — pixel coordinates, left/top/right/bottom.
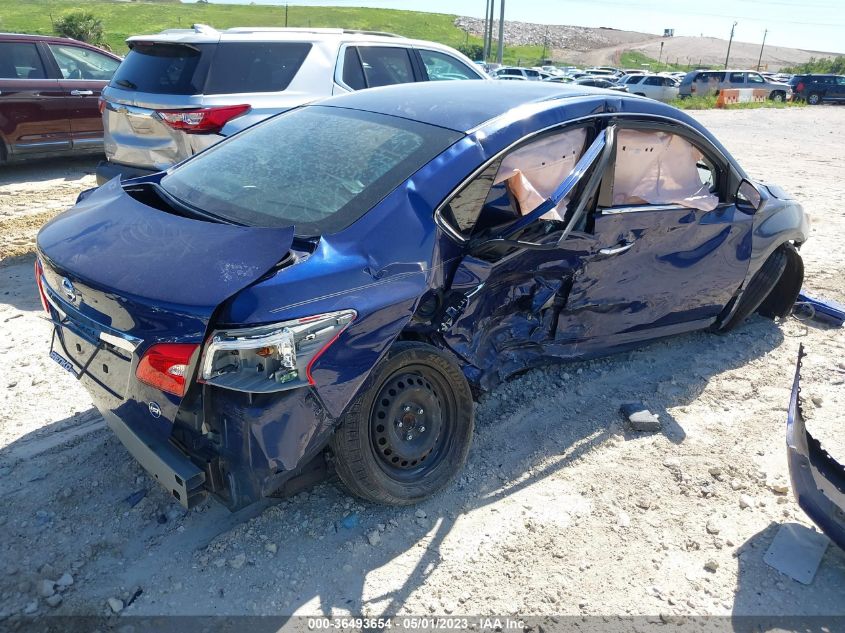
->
[[159, 106, 462, 236], [111, 41, 311, 95], [204, 42, 311, 94], [111, 43, 212, 94]]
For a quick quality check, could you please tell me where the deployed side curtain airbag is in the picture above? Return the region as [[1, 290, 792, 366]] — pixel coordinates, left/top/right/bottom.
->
[[494, 128, 588, 220], [612, 129, 719, 212]]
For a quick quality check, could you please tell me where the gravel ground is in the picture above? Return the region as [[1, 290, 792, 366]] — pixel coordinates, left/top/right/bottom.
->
[[0, 107, 843, 620]]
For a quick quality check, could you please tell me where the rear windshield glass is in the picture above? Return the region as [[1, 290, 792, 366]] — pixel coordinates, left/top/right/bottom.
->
[[204, 42, 311, 94], [159, 106, 462, 236], [111, 43, 212, 94]]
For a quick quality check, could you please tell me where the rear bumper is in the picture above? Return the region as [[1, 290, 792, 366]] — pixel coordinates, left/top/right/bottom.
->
[[787, 345, 845, 550], [95, 160, 158, 185], [104, 409, 207, 509]]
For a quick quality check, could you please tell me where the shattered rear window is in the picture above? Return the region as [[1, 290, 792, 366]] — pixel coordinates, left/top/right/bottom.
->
[[159, 106, 462, 236]]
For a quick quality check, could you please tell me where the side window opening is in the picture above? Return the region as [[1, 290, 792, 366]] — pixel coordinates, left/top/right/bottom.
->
[[341, 46, 366, 90], [605, 129, 720, 212], [357, 46, 415, 88], [493, 127, 588, 222], [0, 42, 47, 79], [418, 49, 480, 81], [439, 126, 591, 239]]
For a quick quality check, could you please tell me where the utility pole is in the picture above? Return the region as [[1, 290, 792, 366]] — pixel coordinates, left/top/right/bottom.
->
[[657, 41, 664, 70], [487, 0, 496, 62], [725, 21, 737, 69], [541, 25, 548, 63], [481, 0, 490, 63], [496, 0, 505, 64], [285, 4, 288, 27], [757, 28, 768, 71]]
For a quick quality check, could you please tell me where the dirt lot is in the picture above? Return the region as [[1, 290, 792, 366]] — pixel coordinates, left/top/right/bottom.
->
[[0, 107, 844, 622]]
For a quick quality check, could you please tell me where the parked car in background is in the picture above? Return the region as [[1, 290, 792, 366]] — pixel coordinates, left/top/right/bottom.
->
[[628, 74, 680, 102], [543, 75, 574, 84], [790, 74, 845, 104], [493, 66, 542, 81], [585, 66, 622, 77], [618, 74, 646, 86], [97, 25, 486, 183], [0, 33, 121, 164], [573, 77, 628, 92], [679, 69, 792, 101]]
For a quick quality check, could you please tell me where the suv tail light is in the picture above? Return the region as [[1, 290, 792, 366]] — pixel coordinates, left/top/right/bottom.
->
[[136, 343, 199, 396], [690, 84, 696, 94], [98, 96, 106, 115], [796, 82, 805, 92], [156, 104, 250, 135], [34, 259, 49, 313]]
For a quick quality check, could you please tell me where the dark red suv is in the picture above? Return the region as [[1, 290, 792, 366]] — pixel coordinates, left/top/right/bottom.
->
[[0, 33, 121, 163]]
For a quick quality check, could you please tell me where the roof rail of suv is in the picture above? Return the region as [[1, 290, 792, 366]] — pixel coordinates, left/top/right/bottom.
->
[[157, 23, 219, 35], [223, 26, 344, 34], [342, 29, 406, 38]]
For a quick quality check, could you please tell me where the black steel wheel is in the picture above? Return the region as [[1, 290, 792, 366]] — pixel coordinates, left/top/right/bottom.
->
[[331, 342, 474, 505]]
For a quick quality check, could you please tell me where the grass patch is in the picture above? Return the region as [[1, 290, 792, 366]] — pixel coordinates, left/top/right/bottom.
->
[[619, 50, 701, 73], [0, 0, 545, 65], [668, 95, 806, 110]]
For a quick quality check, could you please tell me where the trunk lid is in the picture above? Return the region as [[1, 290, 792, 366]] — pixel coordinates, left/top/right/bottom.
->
[[37, 177, 294, 341]]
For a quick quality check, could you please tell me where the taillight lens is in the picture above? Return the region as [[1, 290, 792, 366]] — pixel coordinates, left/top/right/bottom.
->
[[136, 343, 199, 396], [98, 96, 106, 115], [156, 104, 250, 135], [796, 82, 805, 92], [34, 259, 49, 313]]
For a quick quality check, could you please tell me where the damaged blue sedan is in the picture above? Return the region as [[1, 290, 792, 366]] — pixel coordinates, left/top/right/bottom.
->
[[36, 82, 809, 510]]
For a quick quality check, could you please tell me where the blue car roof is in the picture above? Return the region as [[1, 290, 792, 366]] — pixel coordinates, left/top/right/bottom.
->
[[318, 82, 601, 133]]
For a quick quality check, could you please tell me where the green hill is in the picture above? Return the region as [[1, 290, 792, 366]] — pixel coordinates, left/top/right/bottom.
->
[[0, 0, 544, 64]]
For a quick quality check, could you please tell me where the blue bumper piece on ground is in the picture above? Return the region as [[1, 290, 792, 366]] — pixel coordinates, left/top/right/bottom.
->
[[795, 292, 845, 327], [787, 344, 845, 551]]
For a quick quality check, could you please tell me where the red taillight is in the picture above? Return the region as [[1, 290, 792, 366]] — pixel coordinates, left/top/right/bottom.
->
[[98, 96, 106, 115], [690, 84, 696, 94], [34, 259, 49, 313], [796, 82, 805, 92], [155, 104, 250, 135], [136, 343, 199, 396]]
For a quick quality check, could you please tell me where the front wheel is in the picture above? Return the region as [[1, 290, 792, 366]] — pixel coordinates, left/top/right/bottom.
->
[[770, 91, 785, 102], [331, 342, 474, 505]]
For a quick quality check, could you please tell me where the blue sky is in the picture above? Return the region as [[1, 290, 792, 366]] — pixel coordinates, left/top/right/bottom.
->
[[202, 0, 845, 53]]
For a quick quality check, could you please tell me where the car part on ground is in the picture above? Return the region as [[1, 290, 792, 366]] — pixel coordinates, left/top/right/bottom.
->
[[0, 33, 121, 163], [37, 82, 809, 511], [96, 25, 486, 184], [793, 293, 845, 326], [787, 345, 845, 551]]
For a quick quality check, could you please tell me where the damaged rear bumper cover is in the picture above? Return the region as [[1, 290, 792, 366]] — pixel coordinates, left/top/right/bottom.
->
[[787, 345, 845, 550]]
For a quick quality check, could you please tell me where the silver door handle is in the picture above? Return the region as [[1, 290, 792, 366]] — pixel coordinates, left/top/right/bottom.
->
[[70, 90, 94, 96], [598, 241, 634, 256]]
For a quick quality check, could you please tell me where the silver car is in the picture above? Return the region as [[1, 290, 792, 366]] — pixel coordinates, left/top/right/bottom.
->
[[678, 69, 792, 101], [97, 25, 487, 183]]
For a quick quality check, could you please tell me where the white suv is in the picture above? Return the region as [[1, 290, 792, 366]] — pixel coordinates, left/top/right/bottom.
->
[[97, 25, 487, 183]]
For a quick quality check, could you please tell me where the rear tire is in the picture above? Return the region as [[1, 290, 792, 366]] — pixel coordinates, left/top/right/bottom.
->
[[331, 342, 474, 505], [807, 92, 822, 105], [716, 246, 788, 332]]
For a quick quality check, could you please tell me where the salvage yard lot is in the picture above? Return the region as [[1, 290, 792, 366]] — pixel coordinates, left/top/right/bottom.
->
[[0, 107, 844, 619]]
